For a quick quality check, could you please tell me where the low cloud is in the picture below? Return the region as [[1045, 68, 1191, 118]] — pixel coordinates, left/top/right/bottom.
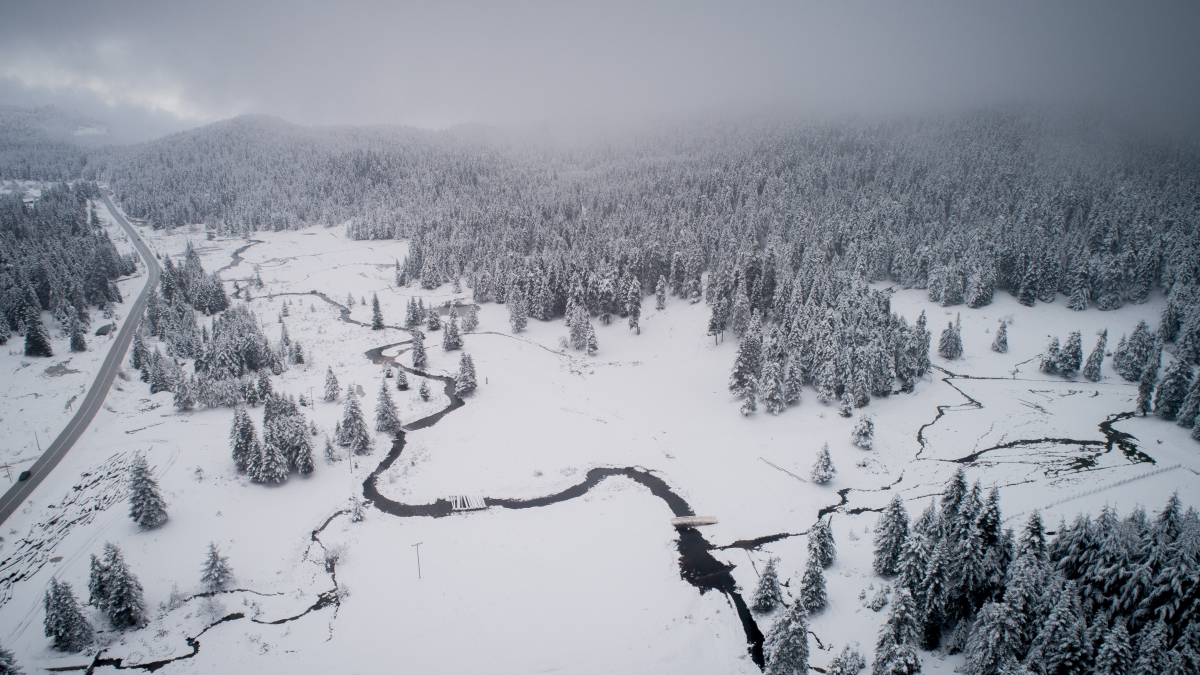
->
[[0, 1, 1197, 138]]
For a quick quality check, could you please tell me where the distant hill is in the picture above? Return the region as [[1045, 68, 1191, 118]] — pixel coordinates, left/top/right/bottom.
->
[[0, 106, 101, 180]]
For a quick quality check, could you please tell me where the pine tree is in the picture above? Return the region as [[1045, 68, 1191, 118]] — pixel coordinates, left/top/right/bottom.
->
[[87, 553, 107, 609], [585, 322, 598, 355], [324, 367, 340, 402], [730, 317, 763, 397], [655, 275, 667, 310], [0, 318, 8, 347], [761, 356, 787, 415], [1153, 358, 1192, 420], [1176, 373, 1200, 431], [410, 331, 427, 369], [293, 431, 315, 476], [853, 415, 875, 449], [200, 542, 234, 592], [1114, 321, 1155, 382], [1093, 624, 1132, 675], [508, 291, 528, 332], [938, 320, 962, 360], [243, 377, 259, 406], [0, 640, 22, 675], [873, 589, 922, 675], [1136, 345, 1161, 415], [991, 321, 1008, 353], [396, 366, 409, 391], [961, 602, 1021, 675], [442, 312, 463, 350], [730, 286, 751, 337], [69, 312, 86, 352], [419, 379, 431, 402], [839, 391, 854, 418], [43, 579, 92, 652], [149, 349, 174, 394], [752, 557, 784, 614], [173, 374, 197, 410], [1083, 330, 1107, 382], [98, 542, 147, 630], [566, 302, 587, 350], [707, 296, 729, 343], [810, 517, 837, 567], [740, 379, 758, 416], [827, 645, 866, 675], [256, 370, 273, 400], [800, 552, 827, 612], [874, 496, 909, 577], [426, 308, 441, 332], [918, 539, 952, 649], [339, 389, 372, 455], [1060, 331, 1083, 374], [22, 305, 52, 357], [375, 378, 401, 433], [626, 276, 642, 334], [131, 330, 147, 370], [346, 292, 354, 307], [764, 598, 810, 675], [230, 408, 259, 473], [1131, 621, 1168, 675], [455, 353, 477, 396], [1041, 336, 1062, 374], [404, 298, 419, 328], [250, 437, 289, 482], [1024, 582, 1086, 675], [811, 443, 836, 484], [128, 454, 168, 529], [324, 435, 339, 463], [371, 293, 384, 330], [463, 304, 479, 332]]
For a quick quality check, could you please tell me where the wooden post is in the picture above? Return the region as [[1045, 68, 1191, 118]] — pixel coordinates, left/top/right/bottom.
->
[[412, 542, 423, 579]]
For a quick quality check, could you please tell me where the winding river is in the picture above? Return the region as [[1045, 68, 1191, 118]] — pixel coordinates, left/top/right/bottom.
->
[[63, 246, 1148, 671]]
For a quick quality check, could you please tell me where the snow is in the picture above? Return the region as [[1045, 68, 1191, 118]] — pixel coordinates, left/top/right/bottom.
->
[[0, 217, 1195, 674]]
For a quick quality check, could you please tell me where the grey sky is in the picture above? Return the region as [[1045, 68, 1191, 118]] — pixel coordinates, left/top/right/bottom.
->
[[2, 1, 1198, 139]]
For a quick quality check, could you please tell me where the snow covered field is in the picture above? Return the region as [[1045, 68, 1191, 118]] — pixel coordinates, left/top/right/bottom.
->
[[0, 218, 1196, 674]]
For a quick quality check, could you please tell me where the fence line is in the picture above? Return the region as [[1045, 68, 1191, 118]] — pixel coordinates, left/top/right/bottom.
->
[[1003, 463, 1184, 524]]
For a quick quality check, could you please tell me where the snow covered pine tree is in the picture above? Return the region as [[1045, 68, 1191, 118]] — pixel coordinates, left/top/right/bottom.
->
[[764, 597, 809, 674], [200, 542, 234, 592], [44, 578, 92, 651], [811, 443, 836, 484], [324, 367, 340, 402], [990, 321, 1007, 353], [128, 454, 168, 528], [752, 557, 784, 614], [938, 316, 962, 360], [91, 542, 148, 630], [375, 378, 401, 432], [455, 353, 477, 396]]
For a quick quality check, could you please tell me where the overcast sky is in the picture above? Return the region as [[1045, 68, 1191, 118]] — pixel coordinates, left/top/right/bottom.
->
[[2, 1, 1198, 141]]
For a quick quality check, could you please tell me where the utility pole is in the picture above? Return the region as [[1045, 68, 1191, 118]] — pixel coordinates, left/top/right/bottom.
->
[[412, 542, 423, 579]]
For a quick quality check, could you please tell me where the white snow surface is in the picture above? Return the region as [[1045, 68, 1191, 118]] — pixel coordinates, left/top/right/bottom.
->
[[0, 219, 1195, 674]]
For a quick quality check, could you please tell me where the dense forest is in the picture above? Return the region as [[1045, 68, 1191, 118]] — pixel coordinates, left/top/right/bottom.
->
[[76, 110, 1200, 424], [870, 472, 1200, 675], [0, 181, 138, 350]]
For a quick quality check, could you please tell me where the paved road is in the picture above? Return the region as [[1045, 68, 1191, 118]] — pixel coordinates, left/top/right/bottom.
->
[[0, 192, 161, 525]]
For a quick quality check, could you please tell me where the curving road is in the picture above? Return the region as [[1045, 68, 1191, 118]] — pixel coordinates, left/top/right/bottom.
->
[[0, 191, 160, 525]]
